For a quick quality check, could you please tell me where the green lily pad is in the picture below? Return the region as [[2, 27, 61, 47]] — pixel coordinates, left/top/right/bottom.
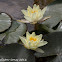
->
[[0, 13, 11, 32], [6, 21, 20, 33], [42, 0, 62, 28], [36, 24, 55, 33], [0, 20, 19, 42], [35, 32, 62, 58], [34, 32, 62, 62], [56, 21, 62, 31], [0, 43, 35, 62], [4, 21, 26, 44], [0, 33, 6, 41]]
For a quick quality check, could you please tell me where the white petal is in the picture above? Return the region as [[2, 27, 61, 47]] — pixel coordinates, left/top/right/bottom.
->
[[29, 43, 37, 50], [17, 19, 30, 23], [33, 4, 37, 8], [36, 34, 43, 41], [24, 16, 32, 22], [35, 5, 40, 10], [37, 5, 40, 9], [38, 41, 48, 47], [41, 7, 47, 15], [27, 6, 32, 11], [19, 36, 26, 45], [33, 4, 38, 11], [32, 13, 36, 21], [21, 10, 28, 16], [26, 31, 30, 40], [31, 32, 36, 36], [38, 16, 43, 20], [42, 16, 51, 21]]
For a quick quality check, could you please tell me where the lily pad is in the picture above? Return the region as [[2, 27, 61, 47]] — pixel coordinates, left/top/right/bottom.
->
[[42, 0, 62, 28], [56, 21, 62, 31], [4, 21, 26, 44], [0, 33, 6, 41], [0, 13, 11, 32], [35, 32, 62, 58], [36, 24, 55, 33], [0, 43, 35, 62]]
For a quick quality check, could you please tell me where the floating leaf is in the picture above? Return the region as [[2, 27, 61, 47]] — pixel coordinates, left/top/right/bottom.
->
[[42, 0, 62, 28], [0, 33, 6, 41], [0, 13, 11, 32], [6, 21, 19, 33], [56, 21, 62, 31], [4, 21, 26, 44], [36, 24, 55, 33], [0, 43, 35, 62], [35, 32, 62, 59]]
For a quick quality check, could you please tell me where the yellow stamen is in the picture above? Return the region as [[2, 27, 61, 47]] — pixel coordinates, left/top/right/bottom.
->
[[31, 11, 37, 13], [30, 37, 37, 41]]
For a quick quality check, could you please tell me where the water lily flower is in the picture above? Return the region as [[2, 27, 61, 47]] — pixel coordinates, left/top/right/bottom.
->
[[19, 31, 48, 53], [17, 4, 48, 24]]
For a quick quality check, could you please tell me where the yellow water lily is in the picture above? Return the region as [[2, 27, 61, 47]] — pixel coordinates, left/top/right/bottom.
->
[[17, 4, 48, 24], [19, 31, 48, 53]]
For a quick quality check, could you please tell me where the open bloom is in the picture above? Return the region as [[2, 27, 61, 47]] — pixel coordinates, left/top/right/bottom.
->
[[17, 4, 47, 24], [19, 32, 48, 53]]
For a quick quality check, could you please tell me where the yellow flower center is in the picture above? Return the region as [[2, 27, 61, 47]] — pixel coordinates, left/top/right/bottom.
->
[[31, 10, 37, 13], [30, 37, 37, 41]]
